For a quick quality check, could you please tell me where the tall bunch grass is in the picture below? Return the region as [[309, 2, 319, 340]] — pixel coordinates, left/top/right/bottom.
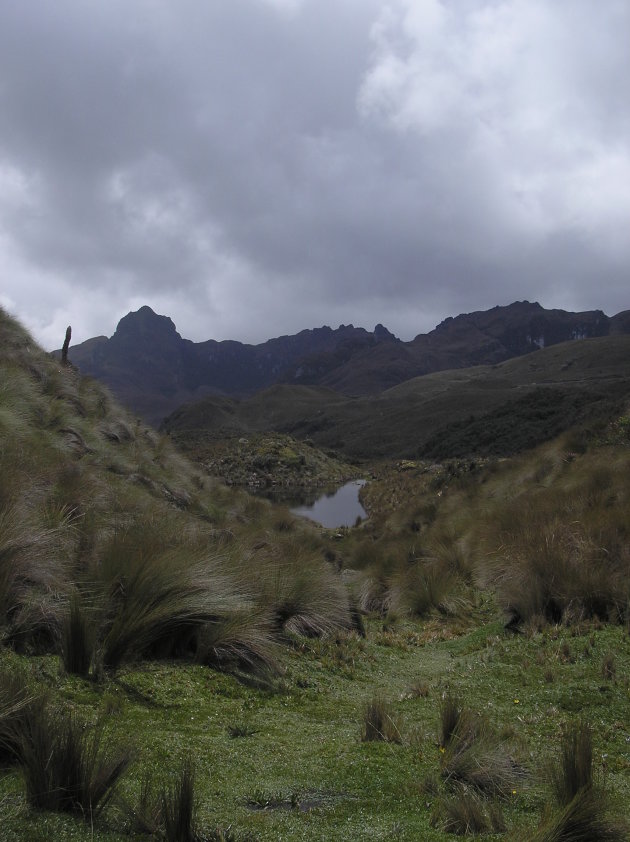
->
[[20, 709, 132, 818], [60, 591, 97, 676], [361, 694, 404, 743], [126, 761, 201, 841], [433, 786, 506, 835], [0, 503, 68, 649], [0, 667, 45, 766], [530, 789, 628, 842], [551, 721, 593, 806], [258, 541, 351, 637], [95, 540, 243, 672], [529, 722, 627, 841], [439, 695, 523, 798], [389, 558, 457, 618], [162, 759, 198, 842], [480, 483, 630, 626], [195, 609, 280, 679]]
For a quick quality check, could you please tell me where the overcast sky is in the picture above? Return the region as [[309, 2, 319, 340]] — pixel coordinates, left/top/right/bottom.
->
[[1, 0, 628, 349]]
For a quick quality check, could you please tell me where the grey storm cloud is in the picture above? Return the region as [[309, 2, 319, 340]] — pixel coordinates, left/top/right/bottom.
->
[[0, 0, 628, 349]]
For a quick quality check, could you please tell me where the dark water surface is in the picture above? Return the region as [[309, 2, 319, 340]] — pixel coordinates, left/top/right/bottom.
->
[[289, 479, 367, 528]]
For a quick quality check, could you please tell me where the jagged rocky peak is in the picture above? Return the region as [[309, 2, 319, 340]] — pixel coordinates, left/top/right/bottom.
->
[[113, 305, 181, 342], [373, 323, 398, 341]]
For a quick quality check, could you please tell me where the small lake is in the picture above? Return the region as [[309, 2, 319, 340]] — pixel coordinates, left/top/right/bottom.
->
[[290, 479, 367, 528]]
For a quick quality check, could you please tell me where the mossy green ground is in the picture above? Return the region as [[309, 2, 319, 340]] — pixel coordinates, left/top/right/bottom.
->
[[2, 612, 629, 840]]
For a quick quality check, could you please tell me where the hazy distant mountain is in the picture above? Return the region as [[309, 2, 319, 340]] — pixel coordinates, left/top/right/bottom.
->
[[65, 301, 629, 425]]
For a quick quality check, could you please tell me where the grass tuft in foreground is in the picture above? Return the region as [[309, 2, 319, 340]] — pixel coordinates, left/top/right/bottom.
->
[[19, 708, 132, 819], [361, 693, 404, 744], [529, 721, 628, 842]]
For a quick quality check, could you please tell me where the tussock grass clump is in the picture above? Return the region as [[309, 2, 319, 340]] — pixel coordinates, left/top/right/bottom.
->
[[20, 708, 132, 818], [551, 721, 593, 806], [390, 559, 457, 618], [356, 569, 392, 616], [127, 771, 164, 836], [196, 609, 280, 680], [128, 760, 205, 841], [530, 788, 628, 842], [426, 529, 475, 584], [0, 666, 45, 766], [433, 786, 506, 835], [528, 721, 628, 842], [0, 503, 68, 650], [438, 694, 523, 798], [93, 524, 245, 672], [60, 591, 96, 676], [162, 759, 199, 842], [361, 694, 404, 743], [259, 545, 351, 637], [481, 483, 630, 628], [601, 653, 616, 681]]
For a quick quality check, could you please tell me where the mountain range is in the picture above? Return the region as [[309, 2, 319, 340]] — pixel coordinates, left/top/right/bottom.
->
[[65, 300, 630, 427]]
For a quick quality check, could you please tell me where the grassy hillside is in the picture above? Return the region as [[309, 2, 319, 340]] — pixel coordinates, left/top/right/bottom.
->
[[2, 306, 630, 840], [164, 335, 630, 460]]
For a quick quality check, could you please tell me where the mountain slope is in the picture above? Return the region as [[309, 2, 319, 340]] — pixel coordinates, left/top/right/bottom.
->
[[66, 301, 629, 425], [164, 334, 630, 460], [67, 306, 397, 424]]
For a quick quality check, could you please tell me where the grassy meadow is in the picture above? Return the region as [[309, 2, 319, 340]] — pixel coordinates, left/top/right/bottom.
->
[[1, 305, 630, 840]]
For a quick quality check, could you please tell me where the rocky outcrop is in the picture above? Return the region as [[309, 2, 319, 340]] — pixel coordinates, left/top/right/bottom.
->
[[66, 301, 628, 425]]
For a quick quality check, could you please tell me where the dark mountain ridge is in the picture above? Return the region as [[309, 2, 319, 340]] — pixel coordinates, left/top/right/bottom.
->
[[65, 301, 629, 425], [165, 334, 630, 461]]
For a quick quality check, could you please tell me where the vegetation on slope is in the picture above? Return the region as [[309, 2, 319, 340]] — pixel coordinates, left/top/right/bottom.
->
[[418, 385, 625, 459], [2, 305, 630, 839], [163, 335, 630, 460], [168, 430, 358, 490], [0, 306, 355, 674]]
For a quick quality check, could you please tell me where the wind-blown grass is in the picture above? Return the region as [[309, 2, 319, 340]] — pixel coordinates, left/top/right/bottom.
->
[[469, 445, 630, 628], [551, 721, 593, 806], [256, 539, 351, 637], [195, 609, 280, 680], [389, 558, 457, 618], [60, 591, 96, 677], [94, 537, 244, 672], [0, 503, 67, 650], [0, 666, 45, 766], [162, 759, 199, 842]]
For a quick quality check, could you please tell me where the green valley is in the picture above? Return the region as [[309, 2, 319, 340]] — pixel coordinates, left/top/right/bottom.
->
[[2, 305, 630, 841]]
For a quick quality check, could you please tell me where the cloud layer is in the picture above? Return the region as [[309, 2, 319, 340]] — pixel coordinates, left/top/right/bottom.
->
[[0, 0, 628, 348]]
